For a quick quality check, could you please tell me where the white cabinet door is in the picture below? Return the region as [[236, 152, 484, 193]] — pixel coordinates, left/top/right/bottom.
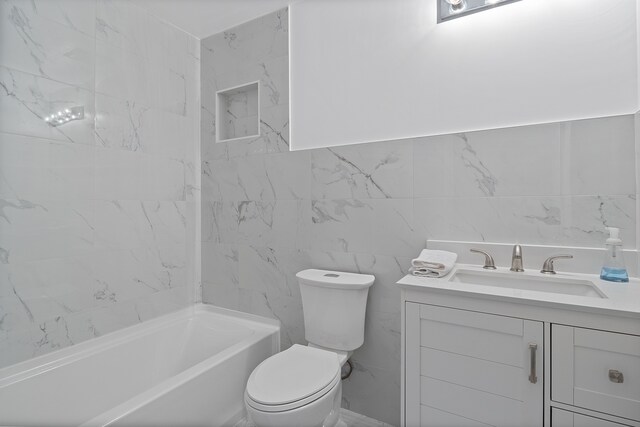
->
[[405, 303, 544, 427], [551, 325, 640, 422]]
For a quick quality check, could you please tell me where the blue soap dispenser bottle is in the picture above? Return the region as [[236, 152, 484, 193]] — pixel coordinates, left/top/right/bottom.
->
[[600, 227, 629, 282]]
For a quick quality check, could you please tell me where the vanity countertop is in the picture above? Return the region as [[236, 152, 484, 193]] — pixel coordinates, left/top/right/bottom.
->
[[397, 264, 640, 319]]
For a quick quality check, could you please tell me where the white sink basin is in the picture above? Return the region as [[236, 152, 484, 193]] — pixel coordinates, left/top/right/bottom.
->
[[449, 269, 607, 298]]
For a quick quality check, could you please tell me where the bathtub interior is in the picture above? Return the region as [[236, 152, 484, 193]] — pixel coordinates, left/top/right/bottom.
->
[[0, 306, 278, 427], [163, 314, 257, 377]]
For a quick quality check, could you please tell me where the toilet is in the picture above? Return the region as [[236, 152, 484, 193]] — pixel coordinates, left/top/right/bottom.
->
[[244, 269, 375, 427]]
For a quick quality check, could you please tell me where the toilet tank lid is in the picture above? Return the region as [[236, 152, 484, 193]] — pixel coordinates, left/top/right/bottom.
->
[[296, 269, 374, 289]]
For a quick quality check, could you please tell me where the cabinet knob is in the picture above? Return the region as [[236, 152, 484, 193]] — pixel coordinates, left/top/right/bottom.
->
[[609, 369, 624, 383]]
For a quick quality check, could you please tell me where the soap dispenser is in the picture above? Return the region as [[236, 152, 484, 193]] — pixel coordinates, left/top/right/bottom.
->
[[600, 227, 629, 282]]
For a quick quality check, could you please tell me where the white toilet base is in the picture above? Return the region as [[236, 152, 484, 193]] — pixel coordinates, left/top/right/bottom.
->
[[246, 380, 343, 427]]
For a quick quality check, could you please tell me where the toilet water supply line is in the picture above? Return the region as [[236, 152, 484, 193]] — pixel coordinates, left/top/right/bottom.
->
[[341, 360, 353, 380]]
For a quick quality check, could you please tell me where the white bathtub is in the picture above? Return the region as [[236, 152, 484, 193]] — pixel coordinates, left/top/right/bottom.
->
[[0, 304, 280, 427]]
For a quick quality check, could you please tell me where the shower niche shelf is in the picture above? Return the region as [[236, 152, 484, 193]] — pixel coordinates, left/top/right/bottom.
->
[[216, 81, 260, 143]]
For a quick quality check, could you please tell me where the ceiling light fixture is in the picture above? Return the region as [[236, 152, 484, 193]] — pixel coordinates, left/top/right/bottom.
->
[[446, 0, 466, 13], [438, 0, 522, 23]]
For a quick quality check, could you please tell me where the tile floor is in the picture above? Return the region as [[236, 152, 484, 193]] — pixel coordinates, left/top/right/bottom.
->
[[234, 408, 394, 427]]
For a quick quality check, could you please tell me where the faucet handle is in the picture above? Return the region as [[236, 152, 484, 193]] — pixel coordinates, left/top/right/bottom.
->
[[470, 249, 497, 270], [540, 255, 573, 275]]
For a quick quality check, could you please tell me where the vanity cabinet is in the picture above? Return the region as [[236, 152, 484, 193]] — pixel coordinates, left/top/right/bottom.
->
[[399, 269, 640, 427], [405, 303, 543, 427]]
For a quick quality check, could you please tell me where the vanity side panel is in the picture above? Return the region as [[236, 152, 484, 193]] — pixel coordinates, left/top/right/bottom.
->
[[405, 302, 421, 427]]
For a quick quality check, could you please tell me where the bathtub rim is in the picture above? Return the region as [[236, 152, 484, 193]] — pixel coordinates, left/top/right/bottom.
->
[[0, 304, 280, 388]]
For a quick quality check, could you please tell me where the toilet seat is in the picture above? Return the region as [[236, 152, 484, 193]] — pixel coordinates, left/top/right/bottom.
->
[[245, 345, 341, 413]]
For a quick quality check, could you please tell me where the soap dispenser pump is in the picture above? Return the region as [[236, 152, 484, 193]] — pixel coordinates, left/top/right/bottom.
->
[[600, 227, 629, 282]]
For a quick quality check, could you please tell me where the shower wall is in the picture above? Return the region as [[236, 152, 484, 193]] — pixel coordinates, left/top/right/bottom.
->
[[0, 0, 200, 368]]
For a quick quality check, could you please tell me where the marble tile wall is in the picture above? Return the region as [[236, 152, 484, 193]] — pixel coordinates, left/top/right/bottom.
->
[[0, 0, 200, 368], [200, 9, 638, 426]]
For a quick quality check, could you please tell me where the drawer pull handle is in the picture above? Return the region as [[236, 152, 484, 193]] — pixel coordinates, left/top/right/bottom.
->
[[528, 343, 538, 384], [609, 369, 624, 383]]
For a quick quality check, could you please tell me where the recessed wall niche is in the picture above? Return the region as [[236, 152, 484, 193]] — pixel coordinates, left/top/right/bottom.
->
[[216, 81, 260, 142]]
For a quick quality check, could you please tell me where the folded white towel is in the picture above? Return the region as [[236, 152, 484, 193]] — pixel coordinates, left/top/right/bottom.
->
[[409, 249, 458, 278]]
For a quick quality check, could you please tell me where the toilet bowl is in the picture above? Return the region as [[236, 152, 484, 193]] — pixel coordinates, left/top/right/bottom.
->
[[244, 269, 374, 427], [244, 345, 344, 427]]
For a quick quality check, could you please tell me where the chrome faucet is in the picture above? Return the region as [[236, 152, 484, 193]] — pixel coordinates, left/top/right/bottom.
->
[[510, 244, 524, 272], [470, 249, 497, 270], [540, 255, 573, 274]]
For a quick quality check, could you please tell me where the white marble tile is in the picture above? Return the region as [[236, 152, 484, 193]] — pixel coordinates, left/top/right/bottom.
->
[[0, 209, 94, 265], [261, 103, 290, 153], [200, 8, 288, 77], [92, 244, 187, 300], [202, 280, 251, 311], [565, 195, 636, 248], [236, 245, 309, 347], [94, 147, 141, 200], [0, 199, 94, 241], [0, 66, 95, 145], [354, 309, 401, 373], [202, 242, 239, 288], [94, 94, 146, 151], [566, 115, 636, 195], [95, 150, 184, 202], [264, 150, 310, 199], [340, 409, 395, 427], [311, 140, 413, 199], [238, 245, 309, 300], [414, 194, 636, 249], [1, 0, 197, 369], [204, 151, 309, 202], [414, 196, 565, 245], [358, 254, 410, 314], [96, 0, 152, 58], [370, 199, 423, 258], [0, 327, 38, 368], [310, 199, 374, 253], [0, 134, 95, 201], [258, 56, 289, 109], [235, 409, 393, 427], [95, 40, 153, 108], [92, 207, 187, 296], [342, 361, 400, 427], [139, 155, 186, 201], [0, 0, 95, 89], [236, 200, 309, 250], [95, 39, 194, 118], [14, 0, 97, 38], [202, 201, 238, 244], [94, 200, 186, 251], [413, 123, 563, 198], [215, 57, 289, 111], [239, 201, 285, 246], [245, 287, 305, 349]]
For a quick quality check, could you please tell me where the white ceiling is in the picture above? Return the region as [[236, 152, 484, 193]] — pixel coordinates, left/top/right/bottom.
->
[[134, 0, 296, 39]]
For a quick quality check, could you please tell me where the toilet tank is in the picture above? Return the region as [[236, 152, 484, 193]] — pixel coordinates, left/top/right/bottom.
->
[[296, 269, 375, 351]]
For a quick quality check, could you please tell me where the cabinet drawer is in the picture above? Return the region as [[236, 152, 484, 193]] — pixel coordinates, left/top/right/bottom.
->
[[551, 408, 632, 427], [552, 325, 640, 422]]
